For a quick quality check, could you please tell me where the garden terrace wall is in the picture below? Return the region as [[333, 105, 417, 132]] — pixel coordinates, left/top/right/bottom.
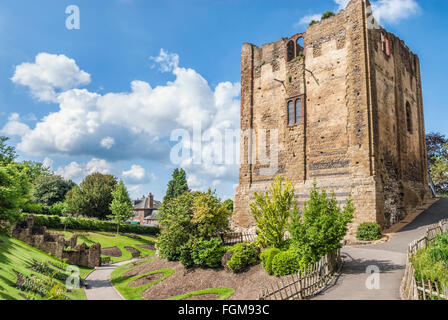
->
[[11, 214, 101, 268], [401, 220, 448, 300]]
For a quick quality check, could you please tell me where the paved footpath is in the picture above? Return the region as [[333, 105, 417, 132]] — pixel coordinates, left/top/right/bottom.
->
[[84, 259, 136, 300], [313, 198, 448, 300]]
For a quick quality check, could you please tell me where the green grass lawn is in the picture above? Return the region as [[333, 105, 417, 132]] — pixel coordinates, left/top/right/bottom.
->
[[51, 230, 156, 263], [166, 288, 235, 300], [0, 233, 91, 300]]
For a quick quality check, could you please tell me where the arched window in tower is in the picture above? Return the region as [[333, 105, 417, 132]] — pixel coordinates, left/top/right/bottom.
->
[[286, 40, 295, 62], [288, 100, 294, 125], [406, 102, 412, 133], [295, 98, 302, 123], [296, 37, 304, 57]]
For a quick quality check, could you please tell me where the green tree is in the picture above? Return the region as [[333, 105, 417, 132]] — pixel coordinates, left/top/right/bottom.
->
[[0, 163, 31, 230], [65, 173, 117, 219], [0, 136, 17, 165], [157, 192, 198, 260], [223, 199, 234, 212], [289, 184, 354, 267], [32, 174, 76, 210], [108, 181, 134, 234], [249, 176, 297, 248], [191, 192, 231, 238], [431, 142, 448, 194], [163, 168, 189, 203]]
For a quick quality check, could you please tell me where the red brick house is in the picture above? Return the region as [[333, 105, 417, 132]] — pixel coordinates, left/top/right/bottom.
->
[[131, 193, 161, 226]]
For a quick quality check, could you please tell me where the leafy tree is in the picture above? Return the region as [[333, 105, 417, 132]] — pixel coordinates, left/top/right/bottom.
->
[[157, 192, 198, 260], [249, 176, 297, 248], [191, 192, 231, 238], [0, 163, 31, 230], [32, 174, 76, 210], [223, 199, 234, 212], [427, 133, 448, 195], [288, 184, 354, 267], [49, 201, 71, 216], [163, 168, 189, 203], [107, 181, 134, 234], [0, 136, 17, 165], [431, 142, 448, 195], [65, 173, 117, 219]]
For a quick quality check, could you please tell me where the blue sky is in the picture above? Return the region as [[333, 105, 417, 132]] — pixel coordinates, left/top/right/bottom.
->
[[0, 0, 447, 201]]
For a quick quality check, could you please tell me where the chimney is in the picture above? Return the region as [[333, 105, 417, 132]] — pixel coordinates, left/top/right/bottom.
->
[[148, 193, 154, 208]]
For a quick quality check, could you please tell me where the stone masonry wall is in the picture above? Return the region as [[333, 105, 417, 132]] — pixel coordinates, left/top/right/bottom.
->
[[11, 215, 101, 268], [233, 0, 430, 234]]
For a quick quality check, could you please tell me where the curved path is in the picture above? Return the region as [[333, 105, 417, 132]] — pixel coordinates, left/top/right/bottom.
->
[[84, 259, 137, 300], [313, 198, 448, 300]]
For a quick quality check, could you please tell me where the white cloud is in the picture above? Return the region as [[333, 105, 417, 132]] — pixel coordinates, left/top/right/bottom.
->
[[55, 158, 111, 183], [7, 50, 241, 190], [55, 161, 85, 182], [296, 0, 419, 27], [11, 53, 90, 102], [1, 116, 31, 137], [150, 49, 179, 73], [122, 164, 153, 184], [295, 14, 322, 26], [100, 137, 115, 149], [371, 0, 419, 24]]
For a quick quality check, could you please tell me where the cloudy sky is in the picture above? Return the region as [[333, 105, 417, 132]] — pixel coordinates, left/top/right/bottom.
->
[[1, 0, 447, 201]]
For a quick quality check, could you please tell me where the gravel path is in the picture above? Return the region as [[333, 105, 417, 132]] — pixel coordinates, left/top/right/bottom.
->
[[313, 198, 448, 300], [84, 259, 137, 300]]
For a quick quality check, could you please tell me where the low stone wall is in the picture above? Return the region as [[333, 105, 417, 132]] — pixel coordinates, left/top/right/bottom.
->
[[11, 214, 101, 268]]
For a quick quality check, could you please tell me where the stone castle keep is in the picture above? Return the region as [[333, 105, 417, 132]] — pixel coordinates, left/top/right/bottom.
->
[[233, 0, 431, 233]]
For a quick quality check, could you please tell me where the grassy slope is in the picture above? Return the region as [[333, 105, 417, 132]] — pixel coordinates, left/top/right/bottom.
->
[[52, 230, 156, 263], [0, 233, 91, 300]]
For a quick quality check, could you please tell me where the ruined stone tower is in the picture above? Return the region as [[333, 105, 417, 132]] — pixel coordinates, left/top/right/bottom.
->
[[233, 0, 431, 234]]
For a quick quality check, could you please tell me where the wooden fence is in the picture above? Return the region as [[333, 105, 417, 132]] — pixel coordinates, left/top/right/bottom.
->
[[401, 219, 448, 300], [258, 249, 341, 300], [219, 232, 257, 245]]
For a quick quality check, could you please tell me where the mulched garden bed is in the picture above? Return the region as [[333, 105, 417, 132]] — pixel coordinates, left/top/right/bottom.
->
[[136, 244, 156, 250], [128, 273, 165, 287], [125, 257, 290, 300], [101, 246, 122, 257], [184, 294, 219, 300]]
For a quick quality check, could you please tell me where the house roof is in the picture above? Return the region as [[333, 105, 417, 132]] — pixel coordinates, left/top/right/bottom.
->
[[132, 197, 161, 210]]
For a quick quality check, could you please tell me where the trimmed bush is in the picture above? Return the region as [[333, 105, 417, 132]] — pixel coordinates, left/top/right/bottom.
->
[[260, 248, 281, 275], [357, 222, 382, 241], [18, 213, 159, 236], [191, 238, 226, 268], [226, 242, 259, 273], [271, 249, 301, 276]]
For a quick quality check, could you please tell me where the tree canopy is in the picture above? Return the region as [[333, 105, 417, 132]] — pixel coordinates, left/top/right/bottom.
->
[[108, 180, 134, 233], [427, 132, 448, 195], [163, 168, 189, 203], [65, 172, 117, 219]]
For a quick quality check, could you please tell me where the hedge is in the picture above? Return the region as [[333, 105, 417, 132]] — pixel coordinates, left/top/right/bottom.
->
[[19, 213, 159, 236]]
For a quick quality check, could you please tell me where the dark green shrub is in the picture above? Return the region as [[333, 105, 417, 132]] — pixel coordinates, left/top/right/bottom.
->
[[271, 249, 301, 276], [260, 248, 281, 275], [356, 222, 382, 241], [321, 11, 335, 20], [289, 184, 354, 267], [19, 213, 159, 235], [191, 238, 226, 268], [226, 242, 259, 273], [309, 20, 319, 26]]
